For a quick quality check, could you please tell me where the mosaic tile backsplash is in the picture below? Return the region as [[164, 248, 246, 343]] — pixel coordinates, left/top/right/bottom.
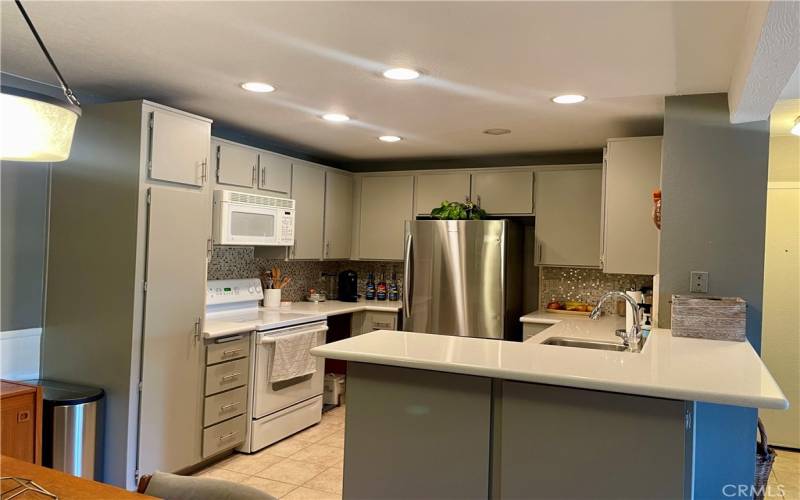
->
[[208, 246, 403, 302], [539, 267, 653, 314]]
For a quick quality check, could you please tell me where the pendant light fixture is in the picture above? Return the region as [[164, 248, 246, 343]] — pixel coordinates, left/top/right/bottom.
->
[[1, 0, 81, 162]]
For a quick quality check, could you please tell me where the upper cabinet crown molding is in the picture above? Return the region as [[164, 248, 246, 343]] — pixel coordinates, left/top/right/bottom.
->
[[602, 136, 662, 275]]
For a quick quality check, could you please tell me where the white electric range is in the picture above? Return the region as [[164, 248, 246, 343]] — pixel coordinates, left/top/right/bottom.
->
[[206, 279, 328, 453]]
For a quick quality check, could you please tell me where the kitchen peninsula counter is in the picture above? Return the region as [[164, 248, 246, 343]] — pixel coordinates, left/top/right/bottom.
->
[[311, 314, 788, 499]]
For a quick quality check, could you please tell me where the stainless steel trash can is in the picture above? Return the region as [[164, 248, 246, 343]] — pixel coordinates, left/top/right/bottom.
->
[[26, 379, 104, 480]]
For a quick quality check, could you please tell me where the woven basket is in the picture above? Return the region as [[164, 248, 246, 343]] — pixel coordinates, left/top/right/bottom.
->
[[754, 419, 776, 500]]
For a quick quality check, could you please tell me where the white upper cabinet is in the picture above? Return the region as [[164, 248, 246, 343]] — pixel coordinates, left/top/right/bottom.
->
[[259, 153, 292, 195], [603, 137, 662, 275], [415, 172, 471, 215], [148, 108, 211, 187], [214, 140, 258, 188], [359, 175, 414, 260], [324, 170, 354, 259], [290, 162, 325, 260], [471, 170, 534, 214], [534, 167, 603, 267]]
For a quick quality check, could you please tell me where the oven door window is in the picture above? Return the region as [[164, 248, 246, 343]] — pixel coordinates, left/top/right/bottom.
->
[[231, 210, 275, 238]]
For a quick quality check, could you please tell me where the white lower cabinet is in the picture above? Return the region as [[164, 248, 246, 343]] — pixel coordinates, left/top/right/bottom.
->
[[534, 167, 602, 267], [290, 163, 326, 260], [202, 337, 250, 459], [358, 175, 415, 260]]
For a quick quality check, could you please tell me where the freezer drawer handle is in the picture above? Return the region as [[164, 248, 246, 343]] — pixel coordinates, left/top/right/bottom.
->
[[221, 348, 243, 358], [218, 431, 238, 442], [220, 402, 241, 412], [220, 372, 241, 382]]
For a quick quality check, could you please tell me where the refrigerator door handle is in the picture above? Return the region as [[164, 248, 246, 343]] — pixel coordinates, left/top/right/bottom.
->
[[403, 232, 412, 319]]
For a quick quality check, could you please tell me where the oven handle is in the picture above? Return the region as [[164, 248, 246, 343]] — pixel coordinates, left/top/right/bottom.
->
[[257, 325, 329, 345]]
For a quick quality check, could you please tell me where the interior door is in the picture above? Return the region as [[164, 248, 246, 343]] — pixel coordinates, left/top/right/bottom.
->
[[404, 220, 504, 339], [216, 141, 258, 188], [324, 171, 353, 259], [138, 186, 208, 475], [148, 109, 210, 187]]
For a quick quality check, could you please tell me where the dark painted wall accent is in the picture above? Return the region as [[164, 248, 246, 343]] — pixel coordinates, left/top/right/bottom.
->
[[210, 122, 346, 168], [0, 162, 49, 331], [659, 93, 769, 497], [339, 149, 603, 172], [658, 93, 770, 349]]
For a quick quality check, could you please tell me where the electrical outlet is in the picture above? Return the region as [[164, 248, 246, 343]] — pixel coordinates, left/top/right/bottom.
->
[[690, 271, 709, 293]]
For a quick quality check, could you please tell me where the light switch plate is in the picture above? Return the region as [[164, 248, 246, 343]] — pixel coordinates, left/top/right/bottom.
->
[[690, 271, 709, 293]]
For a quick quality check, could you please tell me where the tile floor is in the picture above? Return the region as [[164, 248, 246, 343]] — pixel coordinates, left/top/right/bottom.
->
[[767, 447, 800, 499], [194, 405, 345, 499], [196, 405, 799, 500]]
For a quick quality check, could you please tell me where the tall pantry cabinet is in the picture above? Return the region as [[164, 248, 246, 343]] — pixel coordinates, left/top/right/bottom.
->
[[42, 100, 212, 489]]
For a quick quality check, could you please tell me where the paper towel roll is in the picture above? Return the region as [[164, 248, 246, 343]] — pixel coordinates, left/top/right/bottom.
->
[[625, 290, 643, 332]]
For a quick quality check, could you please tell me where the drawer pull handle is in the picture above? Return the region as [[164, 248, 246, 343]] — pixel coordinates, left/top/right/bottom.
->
[[218, 431, 238, 441], [222, 348, 243, 357], [221, 373, 241, 382], [17, 410, 31, 423], [220, 402, 240, 412]]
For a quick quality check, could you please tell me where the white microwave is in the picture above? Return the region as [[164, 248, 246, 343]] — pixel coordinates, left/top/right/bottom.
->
[[213, 190, 295, 246]]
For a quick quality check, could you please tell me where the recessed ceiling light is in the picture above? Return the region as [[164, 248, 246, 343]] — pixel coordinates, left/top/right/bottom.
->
[[241, 82, 275, 93], [552, 94, 586, 104], [378, 135, 403, 143], [382, 67, 421, 81], [791, 116, 800, 137], [483, 128, 511, 135], [322, 113, 350, 122]]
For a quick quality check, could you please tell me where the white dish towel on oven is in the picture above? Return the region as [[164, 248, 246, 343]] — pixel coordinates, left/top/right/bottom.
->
[[270, 329, 321, 383]]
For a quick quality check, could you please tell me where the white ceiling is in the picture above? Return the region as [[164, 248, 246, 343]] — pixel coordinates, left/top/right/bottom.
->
[[1, 1, 751, 161]]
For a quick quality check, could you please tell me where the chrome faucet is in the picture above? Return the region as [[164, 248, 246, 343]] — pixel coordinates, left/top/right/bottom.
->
[[590, 291, 642, 352]]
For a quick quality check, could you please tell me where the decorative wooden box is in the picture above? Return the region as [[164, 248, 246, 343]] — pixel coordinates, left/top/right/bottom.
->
[[671, 295, 746, 341]]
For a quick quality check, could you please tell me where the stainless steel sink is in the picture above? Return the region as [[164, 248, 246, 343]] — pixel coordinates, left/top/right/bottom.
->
[[541, 336, 631, 352]]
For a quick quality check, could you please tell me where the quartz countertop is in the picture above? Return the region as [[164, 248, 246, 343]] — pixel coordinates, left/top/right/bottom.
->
[[311, 311, 788, 410], [204, 299, 401, 338]]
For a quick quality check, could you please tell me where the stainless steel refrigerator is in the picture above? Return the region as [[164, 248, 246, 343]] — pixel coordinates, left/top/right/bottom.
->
[[402, 220, 523, 340]]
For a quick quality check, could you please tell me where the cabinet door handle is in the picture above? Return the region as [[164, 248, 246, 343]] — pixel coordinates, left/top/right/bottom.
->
[[221, 372, 241, 382], [537, 243, 543, 265], [193, 318, 201, 344], [251, 165, 257, 186], [220, 402, 240, 412], [218, 431, 238, 441], [200, 158, 208, 184], [222, 348, 242, 358], [325, 241, 330, 258], [261, 166, 266, 188], [476, 194, 482, 207]]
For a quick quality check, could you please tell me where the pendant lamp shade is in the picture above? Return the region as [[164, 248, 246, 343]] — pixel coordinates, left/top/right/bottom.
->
[[1, 86, 81, 162]]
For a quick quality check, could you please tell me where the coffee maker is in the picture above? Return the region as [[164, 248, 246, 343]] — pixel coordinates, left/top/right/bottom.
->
[[337, 270, 358, 302]]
